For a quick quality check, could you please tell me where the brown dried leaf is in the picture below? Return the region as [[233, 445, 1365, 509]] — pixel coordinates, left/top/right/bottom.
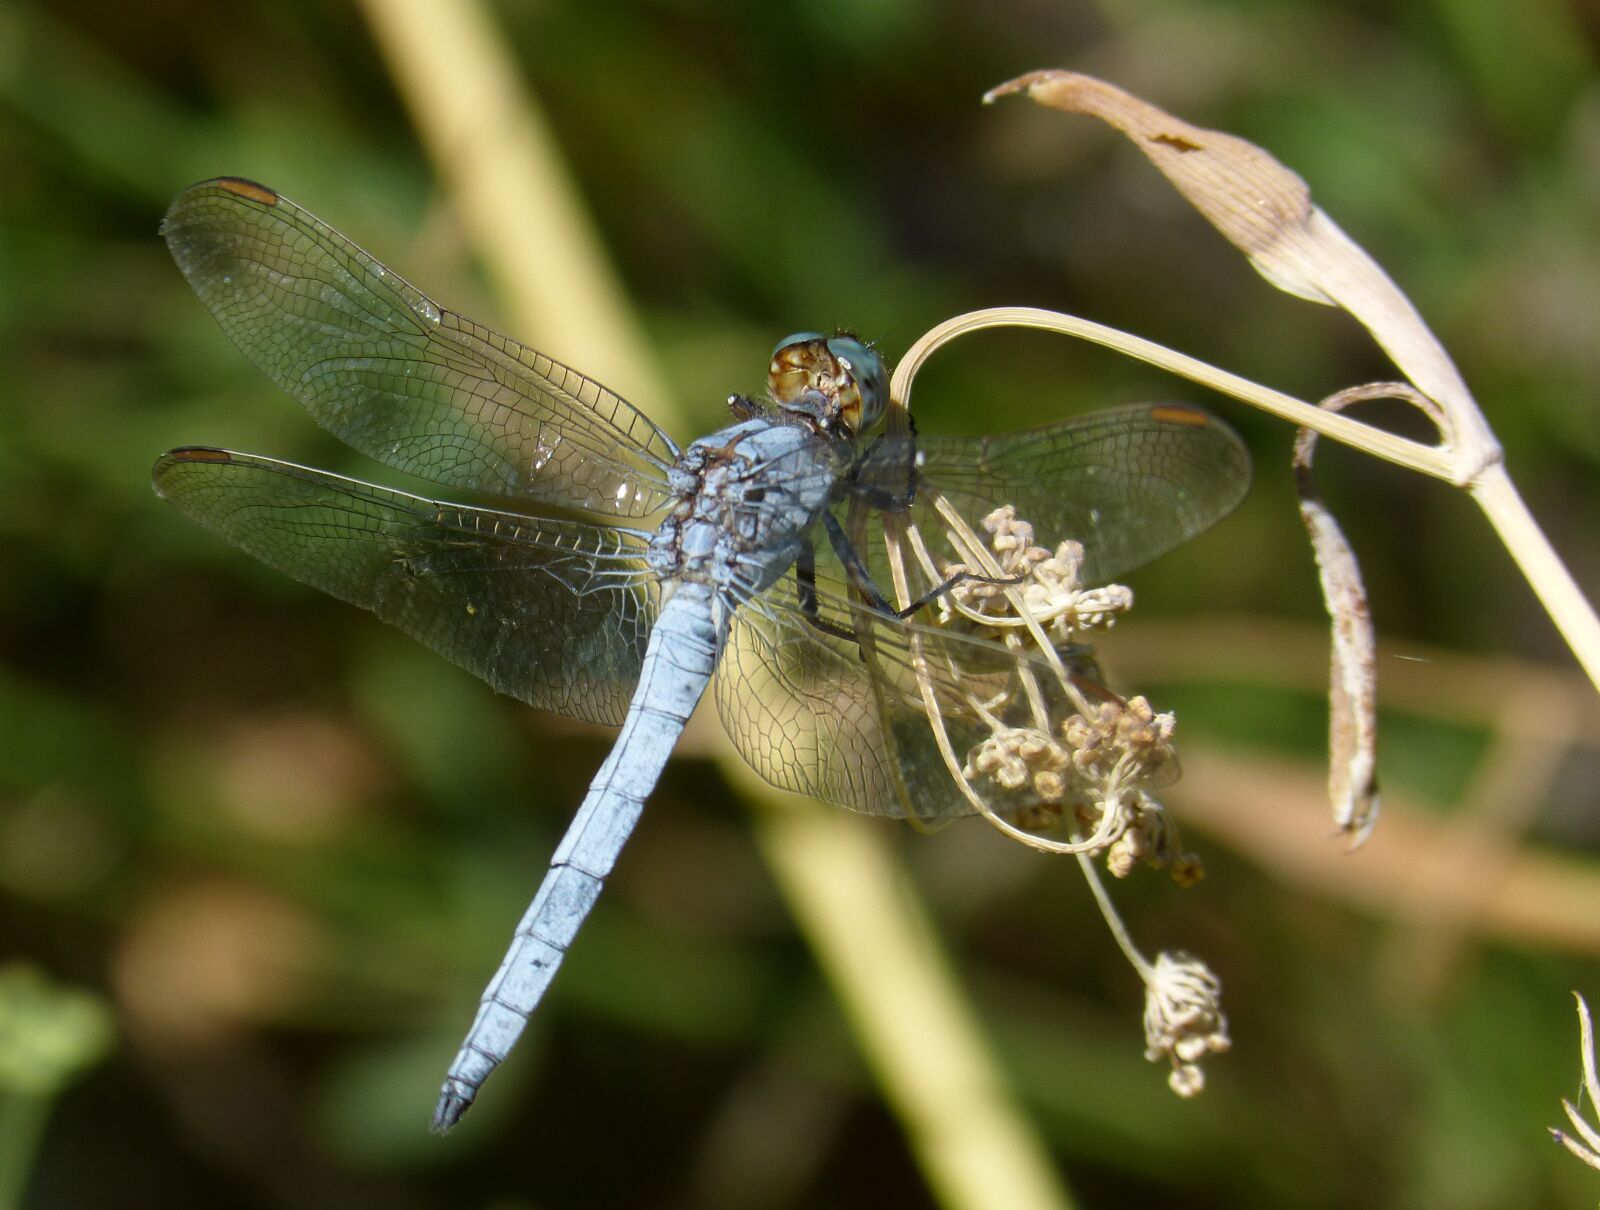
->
[[1288, 384, 1441, 844], [985, 70, 1499, 482], [1294, 485, 1379, 844], [986, 71, 1328, 303]]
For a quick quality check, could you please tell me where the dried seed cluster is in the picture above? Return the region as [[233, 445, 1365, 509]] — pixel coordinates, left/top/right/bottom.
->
[[939, 506, 1134, 641], [1143, 952, 1232, 1098], [912, 497, 1227, 1098]]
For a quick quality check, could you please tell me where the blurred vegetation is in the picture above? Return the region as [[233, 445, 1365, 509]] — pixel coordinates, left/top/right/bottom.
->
[[3, 0, 1600, 1206]]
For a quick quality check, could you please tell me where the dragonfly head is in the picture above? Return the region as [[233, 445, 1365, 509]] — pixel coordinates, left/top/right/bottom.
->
[[768, 332, 888, 436]]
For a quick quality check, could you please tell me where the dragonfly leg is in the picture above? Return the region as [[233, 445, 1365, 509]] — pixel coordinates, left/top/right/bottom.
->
[[794, 537, 860, 642], [820, 510, 1023, 621]]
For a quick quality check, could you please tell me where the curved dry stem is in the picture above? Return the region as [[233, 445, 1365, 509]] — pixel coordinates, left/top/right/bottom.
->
[[982, 71, 1500, 482], [880, 512, 1087, 858], [1550, 993, 1600, 1170], [1292, 383, 1433, 845], [891, 307, 1453, 480], [977, 70, 1600, 700], [878, 489, 1139, 861], [895, 302, 1600, 700], [1076, 849, 1152, 979]]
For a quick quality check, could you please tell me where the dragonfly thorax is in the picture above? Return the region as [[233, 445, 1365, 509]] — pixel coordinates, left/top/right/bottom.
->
[[647, 416, 843, 599]]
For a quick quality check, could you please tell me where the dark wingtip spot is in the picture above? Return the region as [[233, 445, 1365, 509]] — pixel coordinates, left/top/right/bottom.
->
[[215, 177, 279, 205], [152, 447, 233, 498], [170, 446, 235, 464], [1148, 404, 1211, 428]]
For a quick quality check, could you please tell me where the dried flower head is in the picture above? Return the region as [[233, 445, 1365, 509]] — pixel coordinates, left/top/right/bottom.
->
[[1143, 952, 1231, 1098], [1550, 993, 1600, 1173], [1062, 695, 1178, 792], [905, 489, 1222, 1096], [940, 507, 1134, 642]]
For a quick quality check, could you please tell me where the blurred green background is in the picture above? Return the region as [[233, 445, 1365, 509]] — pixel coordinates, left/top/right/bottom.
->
[[4, 1, 1600, 1206]]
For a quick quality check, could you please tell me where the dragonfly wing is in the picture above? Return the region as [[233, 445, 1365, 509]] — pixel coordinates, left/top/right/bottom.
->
[[854, 403, 1250, 586], [163, 178, 677, 517], [716, 574, 1085, 821], [154, 447, 659, 726], [716, 404, 1245, 818]]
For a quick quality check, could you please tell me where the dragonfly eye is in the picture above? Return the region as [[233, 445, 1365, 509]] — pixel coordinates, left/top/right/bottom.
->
[[825, 336, 887, 433], [768, 332, 888, 434], [771, 331, 827, 359], [768, 333, 828, 406]]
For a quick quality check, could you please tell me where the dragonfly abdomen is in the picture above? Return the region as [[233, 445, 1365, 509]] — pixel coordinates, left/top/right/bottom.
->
[[432, 582, 724, 1131]]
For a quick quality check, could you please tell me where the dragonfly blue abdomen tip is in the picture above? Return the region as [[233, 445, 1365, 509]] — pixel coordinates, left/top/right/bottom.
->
[[431, 1082, 475, 1133]]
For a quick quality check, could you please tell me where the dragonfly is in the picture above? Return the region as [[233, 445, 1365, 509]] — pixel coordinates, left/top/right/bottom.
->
[[154, 177, 1250, 1131]]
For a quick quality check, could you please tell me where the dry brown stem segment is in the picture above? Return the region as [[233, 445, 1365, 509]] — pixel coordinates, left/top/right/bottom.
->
[[1293, 384, 1439, 844]]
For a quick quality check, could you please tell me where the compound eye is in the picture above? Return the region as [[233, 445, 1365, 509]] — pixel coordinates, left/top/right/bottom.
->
[[826, 336, 888, 431], [772, 331, 826, 360], [768, 332, 831, 405]]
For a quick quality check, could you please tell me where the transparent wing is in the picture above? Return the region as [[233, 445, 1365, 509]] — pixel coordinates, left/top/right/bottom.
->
[[153, 447, 659, 726], [851, 402, 1250, 587], [716, 574, 1095, 821], [162, 178, 677, 517], [715, 403, 1245, 817]]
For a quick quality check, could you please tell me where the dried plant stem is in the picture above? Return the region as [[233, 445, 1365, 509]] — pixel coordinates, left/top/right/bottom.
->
[[895, 307, 1600, 696], [1075, 850, 1151, 977], [980, 73, 1600, 707], [896, 508, 1117, 859], [355, 2, 1071, 1204], [1551, 993, 1600, 1170], [894, 307, 1452, 480], [878, 508, 1086, 858], [1471, 465, 1600, 693]]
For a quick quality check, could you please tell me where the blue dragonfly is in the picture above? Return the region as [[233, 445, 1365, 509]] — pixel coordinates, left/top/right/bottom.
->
[[154, 178, 1250, 1130]]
